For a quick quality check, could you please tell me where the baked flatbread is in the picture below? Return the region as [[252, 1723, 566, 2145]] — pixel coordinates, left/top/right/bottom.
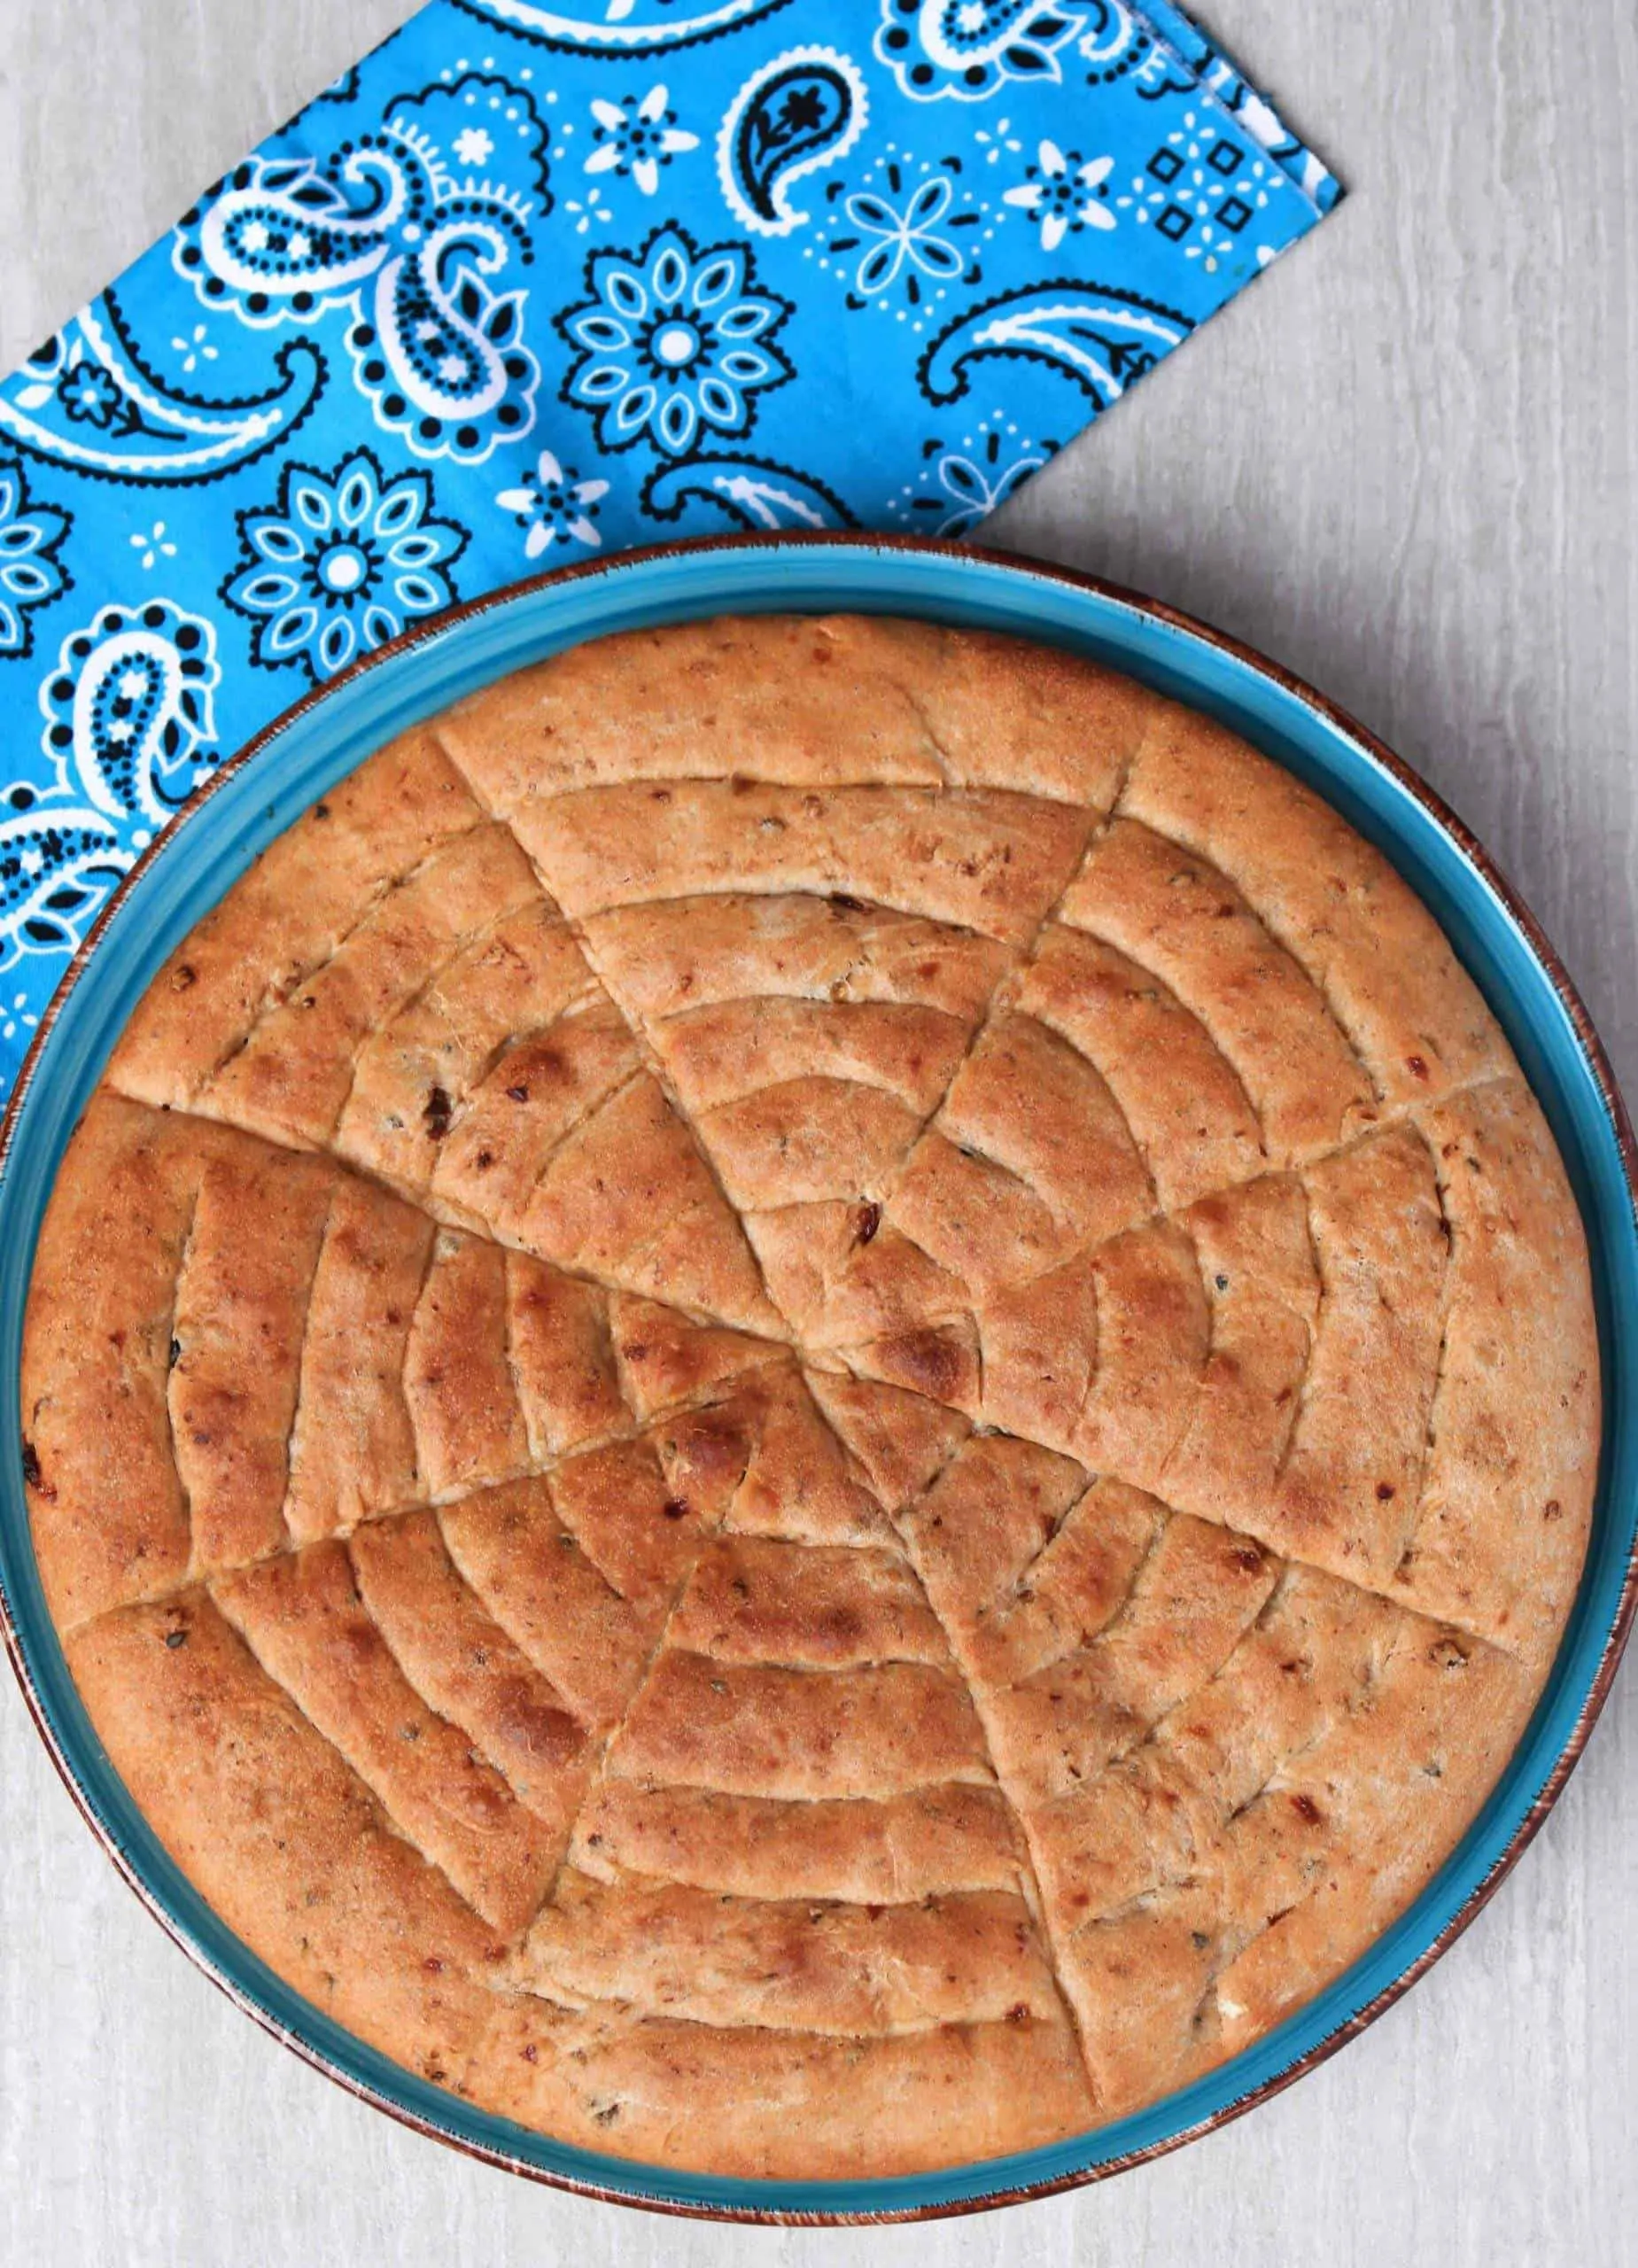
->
[[23, 616, 1596, 2177]]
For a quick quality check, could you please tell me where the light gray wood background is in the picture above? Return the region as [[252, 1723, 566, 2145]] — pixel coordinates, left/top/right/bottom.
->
[[2, 4, 1634, 2262]]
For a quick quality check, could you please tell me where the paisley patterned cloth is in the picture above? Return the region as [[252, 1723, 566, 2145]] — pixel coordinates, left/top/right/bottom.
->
[[0, 0, 1337, 1098]]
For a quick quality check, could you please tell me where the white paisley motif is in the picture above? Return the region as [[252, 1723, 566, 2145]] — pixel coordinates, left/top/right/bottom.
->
[[700, 470, 827, 526], [174, 77, 547, 464], [0, 303, 322, 485], [874, 0, 1087, 102], [1, 599, 221, 974], [921, 287, 1190, 408], [451, 0, 788, 52], [0, 801, 129, 972], [38, 599, 220, 829]]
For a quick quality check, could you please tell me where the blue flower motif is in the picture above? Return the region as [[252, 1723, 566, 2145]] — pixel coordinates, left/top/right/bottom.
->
[[0, 460, 72, 663], [556, 223, 793, 458], [221, 449, 468, 684], [496, 448, 611, 559]]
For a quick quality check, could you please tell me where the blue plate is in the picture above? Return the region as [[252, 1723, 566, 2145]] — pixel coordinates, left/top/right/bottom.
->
[[3, 534, 1634, 2220]]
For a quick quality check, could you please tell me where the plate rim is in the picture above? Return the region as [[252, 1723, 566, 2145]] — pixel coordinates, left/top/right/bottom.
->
[[3, 527, 1634, 2224]]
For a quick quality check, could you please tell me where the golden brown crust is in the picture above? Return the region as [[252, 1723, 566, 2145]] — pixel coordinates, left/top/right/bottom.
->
[[1399, 1076, 1598, 1655], [170, 1133, 335, 1570], [871, 1424, 1543, 2116], [107, 728, 488, 1110], [23, 1095, 206, 1627], [467, 1999, 1096, 2179], [518, 1871, 1060, 2031], [437, 612, 1141, 812], [213, 1540, 561, 1935], [23, 615, 1597, 2178], [65, 1594, 501, 2085], [570, 1778, 1028, 1904], [1119, 700, 1514, 1105], [346, 1509, 589, 1830]]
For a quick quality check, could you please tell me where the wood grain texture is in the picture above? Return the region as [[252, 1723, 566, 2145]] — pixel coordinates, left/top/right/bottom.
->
[[1, 1, 1634, 2261]]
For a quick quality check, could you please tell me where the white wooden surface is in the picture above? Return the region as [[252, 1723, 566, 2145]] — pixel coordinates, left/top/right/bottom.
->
[[3, 4, 1635, 2262]]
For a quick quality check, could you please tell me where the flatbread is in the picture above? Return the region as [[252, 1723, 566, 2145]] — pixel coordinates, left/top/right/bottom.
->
[[23, 615, 1597, 2177]]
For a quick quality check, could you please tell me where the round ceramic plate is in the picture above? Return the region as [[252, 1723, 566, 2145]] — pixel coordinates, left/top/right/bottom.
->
[[3, 534, 1634, 2221]]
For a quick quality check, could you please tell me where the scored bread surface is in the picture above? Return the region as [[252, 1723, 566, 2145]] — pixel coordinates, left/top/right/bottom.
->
[[22, 614, 1598, 2179]]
